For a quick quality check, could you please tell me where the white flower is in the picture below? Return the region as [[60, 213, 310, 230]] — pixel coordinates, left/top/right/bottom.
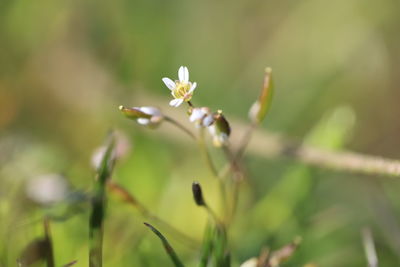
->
[[162, 66, 197, 107], [189, 107, 214, 127], [26, 174, 69, 205]]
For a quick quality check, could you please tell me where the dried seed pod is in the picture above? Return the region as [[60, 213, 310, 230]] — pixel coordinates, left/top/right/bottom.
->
[[119, 106, 164, 128], [249, 67, 274, 124]]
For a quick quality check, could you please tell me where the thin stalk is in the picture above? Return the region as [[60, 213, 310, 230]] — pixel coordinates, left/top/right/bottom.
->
[[107, 181, 199, 249], [43, 218, 55, 267], [362, 227, 378, 267], [197, 128, 219, 177], [198, 128, 228, 220], [89, 136, 115, 267], [164, 116, 196, 140], [235, 122, 258, 161]]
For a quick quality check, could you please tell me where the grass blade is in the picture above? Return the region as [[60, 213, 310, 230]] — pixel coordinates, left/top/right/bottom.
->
[[89, 134, 116, 267], [213, 226, 230, 267], [144, 222, 185, 267]]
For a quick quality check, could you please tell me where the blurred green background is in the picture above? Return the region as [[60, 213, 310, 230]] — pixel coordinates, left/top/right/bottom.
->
[[1, 0, 400, 266]]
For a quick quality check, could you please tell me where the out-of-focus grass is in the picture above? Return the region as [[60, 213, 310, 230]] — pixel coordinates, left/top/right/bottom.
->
[[1, 0, 400, 266]]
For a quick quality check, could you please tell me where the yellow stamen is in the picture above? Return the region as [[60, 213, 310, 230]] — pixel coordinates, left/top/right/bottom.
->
[[172, 82, 192, 101]]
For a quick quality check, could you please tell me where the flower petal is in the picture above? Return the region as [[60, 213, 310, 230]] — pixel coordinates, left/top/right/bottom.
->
[[188, 82, 197, 94], [162, 77, 176, 90], [190, 108, 205, 122], [139, 107, 162, 116], [178, 66, 185, 82], [169, 99, 179, 107], [178, 66, 189, 83], [203, 114, 214, 127], [183, 66, 189, 83], [137, 118, 150, 125], [169, 98, 184, 107]]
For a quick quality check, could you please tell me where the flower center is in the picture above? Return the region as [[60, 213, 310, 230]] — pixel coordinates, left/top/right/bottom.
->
[[172, 82, 191, 100]]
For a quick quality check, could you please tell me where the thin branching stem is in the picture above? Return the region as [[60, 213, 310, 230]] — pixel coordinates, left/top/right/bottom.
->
[[235, 122, 258, 161], [164, 116, 196, 140], [106, 180, 199, 249], [197, 128, 229, 220]]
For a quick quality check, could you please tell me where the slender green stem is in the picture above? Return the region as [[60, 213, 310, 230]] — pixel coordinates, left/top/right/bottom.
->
[[197, 128, 228, 220], [107, 181, 199, 249], [198, 128, 219, 177], [43, 218, 55, 267], [235, 122, 258, 161], [164, 116, 196, 140], [89, 135, 115, 267]]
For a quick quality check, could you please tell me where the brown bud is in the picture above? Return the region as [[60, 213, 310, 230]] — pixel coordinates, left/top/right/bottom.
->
[[192, 181, 205, 206]]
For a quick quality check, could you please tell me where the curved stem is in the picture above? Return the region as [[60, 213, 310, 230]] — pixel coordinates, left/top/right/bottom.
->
[[198, 128, 219, 177], [198, 128, 228, 220], [106, 181, 199, 249], [164, 116, 196, 140]]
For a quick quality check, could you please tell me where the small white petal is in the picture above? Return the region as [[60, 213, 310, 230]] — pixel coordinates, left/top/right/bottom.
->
[[178, 66, 185, 82], [169, 99, 180, 106], [137, 118, 150, 125], [162, 77, 176, 90], [190, 108, 205, 122], [188, 82, 197, 94], [169, 98, 184, 107], [139, 107, 162, 116], [203, 114, 214, 127], [183, 67, 189, 83]]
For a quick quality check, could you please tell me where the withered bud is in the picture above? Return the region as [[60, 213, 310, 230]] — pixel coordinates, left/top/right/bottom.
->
[[192, 181, 205, 206], [214, 110, 231, 137], [119, 105, 151, 119], [208, 110, 231, 147]]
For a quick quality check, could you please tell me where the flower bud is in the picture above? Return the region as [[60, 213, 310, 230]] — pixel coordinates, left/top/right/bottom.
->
[[119, 106, 164, 128], [214, 110, 231, 136], [192, 181, 205, 206], [208, 110, 231, 147], [249, 67, 274, 124], [189, 107, 214, 127]]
